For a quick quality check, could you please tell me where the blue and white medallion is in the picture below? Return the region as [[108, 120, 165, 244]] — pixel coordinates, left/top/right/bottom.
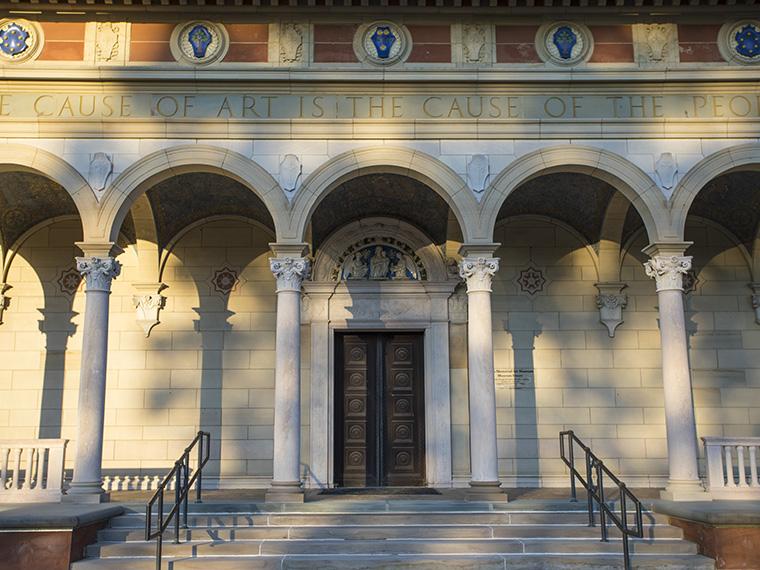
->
[[172, 21, 228, 65], [0, 19, 42, 63], [729, 21, 760, 62], [540, 22, 590, 65], [358, 21, 408, 65]]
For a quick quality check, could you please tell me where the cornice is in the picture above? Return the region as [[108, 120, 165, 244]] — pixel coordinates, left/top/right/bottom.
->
[[1, 66, 760, 84]]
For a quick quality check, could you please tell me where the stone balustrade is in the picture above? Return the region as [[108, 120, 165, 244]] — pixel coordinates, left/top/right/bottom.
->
[[0, 439, 68, 503], [703, 437, 760, 499]]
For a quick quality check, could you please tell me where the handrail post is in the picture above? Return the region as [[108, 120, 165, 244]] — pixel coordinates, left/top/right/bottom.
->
[[585, 451, 594, 527], [183, 454, 190, 529], [156, 491, 164, 570], [196, 432, 204, 504], [568, 432, 577, 502], [620, 483, 631, 570], [174, 462, 181, 544], [597, 460, 608, 543]]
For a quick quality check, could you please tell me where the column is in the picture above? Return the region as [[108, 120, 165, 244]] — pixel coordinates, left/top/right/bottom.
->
[[643, 244, 708, 501], [67, 254, 121, 503], [459, 256, 504, 498], [266, 256, 310, 503]]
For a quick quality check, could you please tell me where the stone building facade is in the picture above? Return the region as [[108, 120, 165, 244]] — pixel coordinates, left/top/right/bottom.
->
[[0, 4, 758, 502]]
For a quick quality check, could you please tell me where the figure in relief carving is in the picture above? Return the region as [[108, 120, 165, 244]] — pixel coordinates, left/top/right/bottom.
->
[[345, 252, 368, 280], [280, 23, 304, 63], [391, 254, 415, 280], [463, 25, 486, 63], [370, 246, 390, 279], [96, 23, 120, 62]]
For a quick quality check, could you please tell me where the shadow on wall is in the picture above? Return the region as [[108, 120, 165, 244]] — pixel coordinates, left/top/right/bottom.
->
[[510, 317, 542, 486]]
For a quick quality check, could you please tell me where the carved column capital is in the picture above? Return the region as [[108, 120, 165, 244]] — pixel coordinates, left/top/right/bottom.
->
[[76, 256, 121, 293], [0, 283, 10, 325], [270, 257, 311, 292], [459, 257, 500, 293], [750, 283, 760, 325], [595, 282, 628, 338], [644, 255, 692, 292]]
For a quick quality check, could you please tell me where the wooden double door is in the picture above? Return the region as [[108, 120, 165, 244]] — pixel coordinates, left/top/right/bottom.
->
[[335, 332, 426, 487]]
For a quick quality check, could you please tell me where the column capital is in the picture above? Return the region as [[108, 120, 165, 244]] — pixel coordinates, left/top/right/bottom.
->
[[75, 241, 123, 258], [458, 242, 501, 258], [459, 257, 500, 293], [270, 257, 311, 292], [644, 255, 692, 292], [269, 242, 310, 258], [76, 256, 122, 293], [642, 241, 692, 258]]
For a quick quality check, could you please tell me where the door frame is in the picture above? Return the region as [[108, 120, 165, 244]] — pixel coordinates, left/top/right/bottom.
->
[[304, 283, 456, 490], [334, 331, 427, 487]]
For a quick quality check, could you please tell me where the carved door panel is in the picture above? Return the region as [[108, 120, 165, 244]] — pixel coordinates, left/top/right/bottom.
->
[[382, 334, 425, 486], [334, 332, 425, 487]]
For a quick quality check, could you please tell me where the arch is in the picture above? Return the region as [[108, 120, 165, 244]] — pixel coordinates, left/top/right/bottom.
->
[[670, 143, 760, 240], [2, 215, 81, 283], [494, 214, 600, 279], [480, 145, 668, 245], [0, 144, 97, 239], [288, 147, 480, 244], [100, 145, 288, 244], [158, 215, 275, 281]]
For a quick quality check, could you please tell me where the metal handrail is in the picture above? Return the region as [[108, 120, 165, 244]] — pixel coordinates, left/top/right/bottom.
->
[[145, 431, 210, 570], [559, 430, 643, 570]]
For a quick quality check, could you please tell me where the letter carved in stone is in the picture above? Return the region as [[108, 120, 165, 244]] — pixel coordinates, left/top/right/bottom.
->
[[459, 257, 500, 293], [644, 255, 691, 292], [76, 256, 121, 292], [270, 257, 311, 291]]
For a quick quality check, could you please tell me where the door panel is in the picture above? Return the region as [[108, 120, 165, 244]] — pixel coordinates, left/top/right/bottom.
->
[[334, 332, 425, 487], [383, 335, 425, 486]]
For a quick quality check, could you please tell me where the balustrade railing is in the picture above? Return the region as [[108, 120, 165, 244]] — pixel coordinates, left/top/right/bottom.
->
[[0, 439, 68, 502], [703, 436, 760, 498]]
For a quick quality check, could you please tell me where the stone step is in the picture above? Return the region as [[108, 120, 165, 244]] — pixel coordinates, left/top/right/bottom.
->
[[111, 511, 668, 528], [98, 523, 683, 542], [86, 537, 698, 558], [72, 553, 716, 570]]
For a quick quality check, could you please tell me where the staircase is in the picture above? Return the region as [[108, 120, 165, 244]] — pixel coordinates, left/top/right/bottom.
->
[[73, 499, 715, 569]]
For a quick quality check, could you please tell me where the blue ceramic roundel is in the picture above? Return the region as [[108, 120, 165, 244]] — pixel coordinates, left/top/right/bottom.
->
[[188, 24, 213, 59], [734, 24, 760, 59], [370, 26, 397, 59], [552, 25, 578, 60], [0, 22, 30, 57]]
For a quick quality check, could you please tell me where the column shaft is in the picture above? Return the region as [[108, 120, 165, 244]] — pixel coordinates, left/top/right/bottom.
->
[[267, 256, 310, 502], [273, 288, 302, 483], [459, 257, 503, 496], [67, 256, 120, 503], [644, 252, 707, 501]]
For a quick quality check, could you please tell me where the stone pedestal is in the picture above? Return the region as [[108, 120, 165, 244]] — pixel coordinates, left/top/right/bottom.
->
[[266, 255, 310, 503], [643, 245, 709, 501], [459, 256, 504, 499], [66, 254, 121, 504]]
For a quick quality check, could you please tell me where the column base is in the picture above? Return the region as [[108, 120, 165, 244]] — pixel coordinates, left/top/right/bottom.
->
[[265, 481, 305, 503], [64, 482, 110, 504], [660, 479, 711, 502], [465, 480, 508, 502]]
